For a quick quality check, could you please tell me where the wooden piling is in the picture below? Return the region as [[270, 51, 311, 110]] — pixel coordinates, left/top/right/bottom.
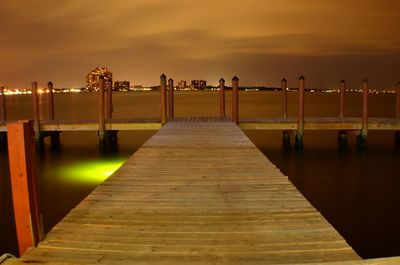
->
[[338, 80, 347, 148], [47, 81, 60, 147], [0, 86, 6, 146], [31, 82, 43, 148], [357, 79, 368, 149], [295, 76, 305, 150], [98, 76, 106, 147], [339, 80, 345, 118], [0, 86, 6, 121], [396, 82, 400, 119], [219, 78, 226, 117], [47, 82, 54, 121], [232, 76, 239, 124], [281, 78, 287, 118], [106, 80, 113, 120], [168, 78, 174, 119], [105, 80, 117, 146], [160, 74, 167, 125], [7, 120, 43, 256], [281, 78, 290, 148], [395, 82, 400, 149]]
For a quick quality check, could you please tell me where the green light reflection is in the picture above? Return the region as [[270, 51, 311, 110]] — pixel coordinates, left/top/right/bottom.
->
[[59, 159, 126, 184]]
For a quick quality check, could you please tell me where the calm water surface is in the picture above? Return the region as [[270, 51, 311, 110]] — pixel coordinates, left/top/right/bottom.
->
[[1, 91, 399, 258]]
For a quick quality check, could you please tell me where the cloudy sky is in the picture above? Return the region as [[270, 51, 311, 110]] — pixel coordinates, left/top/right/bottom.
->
[[0, 0, 399, 89]]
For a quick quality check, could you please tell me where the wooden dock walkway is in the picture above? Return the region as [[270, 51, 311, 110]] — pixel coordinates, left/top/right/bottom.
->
[[7, 120, 363, 264]]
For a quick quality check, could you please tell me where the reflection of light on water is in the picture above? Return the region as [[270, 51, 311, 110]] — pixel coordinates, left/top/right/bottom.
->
[[59, 159, 126, 184]]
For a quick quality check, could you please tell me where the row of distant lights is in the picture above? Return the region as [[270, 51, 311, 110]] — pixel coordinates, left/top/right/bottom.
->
[[0, 88, 82, 95], [0, 88, 396, 95]]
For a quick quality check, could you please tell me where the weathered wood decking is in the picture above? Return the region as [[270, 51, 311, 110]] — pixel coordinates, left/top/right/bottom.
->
[[7, 121, 363, 264]]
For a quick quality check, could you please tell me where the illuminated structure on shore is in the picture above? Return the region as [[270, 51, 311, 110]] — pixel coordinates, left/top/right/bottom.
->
[[86, 67, 112, 92]]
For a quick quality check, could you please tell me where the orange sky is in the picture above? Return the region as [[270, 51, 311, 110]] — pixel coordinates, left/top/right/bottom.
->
[[0, 0, 399, 88]]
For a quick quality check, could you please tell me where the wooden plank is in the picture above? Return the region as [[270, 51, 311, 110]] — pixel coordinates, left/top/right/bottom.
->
[[14, 121, 360, 264]]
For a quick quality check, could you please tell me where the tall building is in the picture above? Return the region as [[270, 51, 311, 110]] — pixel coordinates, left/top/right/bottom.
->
[[86, 67, 112, 92]]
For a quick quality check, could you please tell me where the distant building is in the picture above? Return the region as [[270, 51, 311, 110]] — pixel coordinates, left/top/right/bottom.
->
[[86, 67, 112, 92], [177, 80, 187, 90], [114, 81, 130, 91], [199, 80, 207, 89], [190, 80, 207, 90]]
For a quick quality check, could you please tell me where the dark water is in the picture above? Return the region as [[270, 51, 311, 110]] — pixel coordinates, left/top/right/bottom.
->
[[1, 91, 399, 258]]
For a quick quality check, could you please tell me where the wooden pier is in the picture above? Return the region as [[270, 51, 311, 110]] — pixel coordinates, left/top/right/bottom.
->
[[6, 120, 364, 264], [1, 76, 400, 150]]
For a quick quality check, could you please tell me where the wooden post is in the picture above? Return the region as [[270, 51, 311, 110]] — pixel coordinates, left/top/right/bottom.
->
[[0, 86, 6, 146], [7, 120, 43, 256], [357, 79, 368, 149], [396, 82, 400, 119], [219, 78, 226, 117], [168, 78, 174, 119], [281, 78, 287, 118], [338, 80, 347, 148], [105, 80, 117, 146], [31, 82, 43, 148], [99, 76, 106, 147], [160, 74, 167, 125], [395, 82, 400, 148], [281, 78, 290, 148], [106, 80, 113, 120], [47, 82, 54, 121], [232, 76, 239, 124], [0, 86, 6, 121], [47, 81, 60, 147], [339, 80, 345, 118], [295, 75, 305, 150]]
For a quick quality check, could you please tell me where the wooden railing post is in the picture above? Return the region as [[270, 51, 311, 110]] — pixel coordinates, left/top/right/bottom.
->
[[105, 80, 118, 146], [395, 82, 400, 148], [0, 86, 6, 121], [47, 81, 60, 147], [281, 78, 290, 148], [160, 74, 167, 125], [99, 76, 106, 147], [339, 80, 345, 118], [7, 120, 43, 256], [106, 80, 113, 120], [338, 80, 347, 148], [295, 75, 305, 150], [396, 82, 400, 119], [31, 82, 43, 148], [168, 78, 174, 119], [219, 78, 226, 117], [281, 78, 287, 118], [232, 76, 239, 124], [0, 86, 6, 146], [357, 79, 368, 149], [47, 82, 54, 121]]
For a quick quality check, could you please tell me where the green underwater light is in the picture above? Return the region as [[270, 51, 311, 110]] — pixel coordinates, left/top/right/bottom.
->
[[59, 159, 126, 184]]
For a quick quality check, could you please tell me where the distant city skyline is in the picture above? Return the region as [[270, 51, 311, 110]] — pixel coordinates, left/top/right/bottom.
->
[[0, 1, 399, 89]]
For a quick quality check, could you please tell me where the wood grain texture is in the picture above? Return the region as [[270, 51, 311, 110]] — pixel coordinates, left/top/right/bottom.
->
[[15, 121, 361, 264]]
